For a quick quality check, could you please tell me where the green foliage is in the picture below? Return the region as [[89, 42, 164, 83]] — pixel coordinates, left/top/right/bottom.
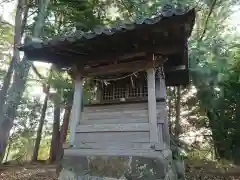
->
[[188, 149, 214, 161], [38, 137, 51, 160], [7, 95, 42, 161], [30, 0, 240, 163], [0, 19, 13, 49], [188, 0, 240, 160], [0, 18, 13, 82], [1, 0, 240, 164]]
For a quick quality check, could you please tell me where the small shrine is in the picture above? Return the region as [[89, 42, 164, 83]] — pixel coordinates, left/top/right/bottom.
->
[[19, 5, 195, 180]]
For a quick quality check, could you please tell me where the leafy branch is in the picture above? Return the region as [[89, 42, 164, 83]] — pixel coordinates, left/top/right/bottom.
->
[[199, 0, 217, 41]]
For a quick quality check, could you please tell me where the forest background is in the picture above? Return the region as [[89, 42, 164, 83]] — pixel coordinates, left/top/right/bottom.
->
[[0, 0, 240, 167]]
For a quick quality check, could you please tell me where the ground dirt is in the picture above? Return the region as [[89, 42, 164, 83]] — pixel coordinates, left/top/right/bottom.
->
[[1, 160, 240, 180]]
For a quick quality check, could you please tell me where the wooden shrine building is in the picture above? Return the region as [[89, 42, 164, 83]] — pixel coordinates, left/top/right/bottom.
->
[[19, 5, 195, 180]]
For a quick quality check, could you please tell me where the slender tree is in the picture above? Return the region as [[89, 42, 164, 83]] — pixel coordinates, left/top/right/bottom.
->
[[175, 86, 181, 138], [0, 0, 50, 163], [0, 0, 26, 163], [0, 0, 25, 113], [57, 104, 72, 161], [49, 92, 61, 163], [32, 67, 53, 161], [32, 87, 49, 161]]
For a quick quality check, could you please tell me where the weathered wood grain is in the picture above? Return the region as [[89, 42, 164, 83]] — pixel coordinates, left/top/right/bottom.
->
[[80, 118, 148, 125], [157, 100, 170, 147], [76, 123, 149, 133], [84, 103, 149, 112], [158, 123, 164, 144], [83, 110, 148, 120], [73, 100, 167, 152], [75, 131, 150, 143], [81, 59, 163, 77], [69, 74, 82, 145], [71, 142, 153, 150], [82, 103, 149, 124], [64, 148, 164, 157], [147, 68, 159, 144]]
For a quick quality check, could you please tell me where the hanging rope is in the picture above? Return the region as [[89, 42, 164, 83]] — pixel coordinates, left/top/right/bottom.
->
[[85, 62, 156, 82], [85, 53, 168, 82], [90, 69, 142, 82]]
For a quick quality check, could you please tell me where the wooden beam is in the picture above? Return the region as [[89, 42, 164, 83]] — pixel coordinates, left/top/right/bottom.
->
[[63, 142, 153, 150], [69, 74, 83, 145], [147, 67, 159, 144], [81, 59, 163, 77], [43, 43, 182, 68], [116, 52, 146, 61], [80, 118, 148, 125], [64, 148, 166, 157], [75, 123, 150, 133], [157, 72, 167, 99], [158, 76, 170, 147], [82, 44, 181, 65], [164, 65, 186, 73], [154, 144, 166, 151]]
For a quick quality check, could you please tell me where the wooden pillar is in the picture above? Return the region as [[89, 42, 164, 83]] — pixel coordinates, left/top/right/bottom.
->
[[147, 68, 159, 144], [95, 83, 103, 103], [69, 74, 83, 146], [159, 73, 170, 147], [158, 76, 166, 99]]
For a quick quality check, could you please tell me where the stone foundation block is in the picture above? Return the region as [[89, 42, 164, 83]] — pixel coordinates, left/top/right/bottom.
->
[[58, 150, 180, 180]]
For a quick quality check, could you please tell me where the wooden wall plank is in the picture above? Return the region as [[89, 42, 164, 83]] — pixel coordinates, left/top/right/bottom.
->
[[84, 103, 149, 112], [64, 148, 162, 157], [75, 131, 150, 143], [83, 110, 148, 119], [72, 142, 152, 150], [82, 103, 149, 124], [84, 115, 148, 121], [84, 109, 148, 115], [81, 102, 165, 124], [73, 96, 167, 152], [80, 118, 148, 125], [76, 123, 149, 133]]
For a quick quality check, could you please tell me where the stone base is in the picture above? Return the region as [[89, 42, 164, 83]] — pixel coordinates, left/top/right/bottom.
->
[[58, 149, 184, 180]]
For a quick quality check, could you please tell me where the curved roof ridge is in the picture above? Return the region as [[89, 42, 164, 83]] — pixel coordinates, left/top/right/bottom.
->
[[20, 5, 195, 49]]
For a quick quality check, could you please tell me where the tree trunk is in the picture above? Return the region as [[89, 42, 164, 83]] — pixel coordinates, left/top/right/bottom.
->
[[56, 105, 71, 161], [60, 105, 71, 143], [232, 97, 240, 164], [207, 110, 230, 160], [32, 67, 53, 161], [0, 0, 24, 112], [0, 0, 25, 163], [175, 86, 181, 138], [49, 94, 61, 163], [3, 140, 11, 162], [0, 0, 50, 163], [167, 87, 173, 134], [32, 91, 49, 161]]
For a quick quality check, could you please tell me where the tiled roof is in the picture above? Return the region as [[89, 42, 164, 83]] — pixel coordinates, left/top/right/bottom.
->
[[20, 5, 194, 49]]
